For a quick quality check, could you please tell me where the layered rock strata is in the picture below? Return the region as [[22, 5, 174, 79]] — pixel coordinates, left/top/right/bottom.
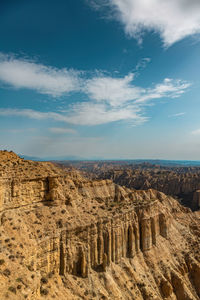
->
[[0, 151, 199, 300]]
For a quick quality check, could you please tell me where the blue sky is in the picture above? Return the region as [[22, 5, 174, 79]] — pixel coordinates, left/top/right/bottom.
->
[[1, 0, 200, 159]]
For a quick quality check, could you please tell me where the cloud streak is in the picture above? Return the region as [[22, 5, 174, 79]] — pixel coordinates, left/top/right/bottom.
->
[[49, 127, 77, 134], [96, 0, 200, 46], [169, 112, 186, 118], [0, 106, 147, 126]]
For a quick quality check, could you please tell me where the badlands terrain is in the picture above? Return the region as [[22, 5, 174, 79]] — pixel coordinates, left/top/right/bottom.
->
[[0, 151, 200, 299], [62, 161, 200, 210]]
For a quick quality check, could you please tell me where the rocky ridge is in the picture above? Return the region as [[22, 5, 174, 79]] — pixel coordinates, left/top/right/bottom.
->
[[0, 151, 199, 299]]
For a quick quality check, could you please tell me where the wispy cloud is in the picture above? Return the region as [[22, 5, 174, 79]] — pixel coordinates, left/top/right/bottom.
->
[[135, 58, 151, 71], [135, 78, 191, 104], [0, 53, 80, 97], [0, 54, 191, 126], [92, 0, 200, 46], [85, 75, 190, 106], [0, 77, 190, 126], [0, 128, 36, 134], [168, 112, 186, 118], [49, 127, 77, 134], [191, 128, 200, 135], [64, 102, 147, 125], [0, 108, 66, 121], [0, 106, 147, 126]]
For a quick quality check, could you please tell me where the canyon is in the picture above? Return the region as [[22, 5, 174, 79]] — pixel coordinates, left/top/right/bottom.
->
[[0, 151, 199, 299]]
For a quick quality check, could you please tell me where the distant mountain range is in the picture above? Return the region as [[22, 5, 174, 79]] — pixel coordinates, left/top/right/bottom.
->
[[18, 154, 200, 166], [19, 154, 84, 161]]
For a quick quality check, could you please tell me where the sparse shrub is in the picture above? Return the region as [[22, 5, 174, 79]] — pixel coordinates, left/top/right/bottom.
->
[[0, 259, 5, 265], [8, 255, 15, 261], [8, 286, 16, 294], [27, 265, 34, 271], [56, 219, 63, 228], [41, 277, 48, 284], [47, 271, 54, 278], [40, 288, 48, 295], [3, 269, 11, 276], [84, 290, 89, 296]]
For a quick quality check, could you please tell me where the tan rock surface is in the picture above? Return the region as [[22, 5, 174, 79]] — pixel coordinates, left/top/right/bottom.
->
[[0, 151, 199, 299]]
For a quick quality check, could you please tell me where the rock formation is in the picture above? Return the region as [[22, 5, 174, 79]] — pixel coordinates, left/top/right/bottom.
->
[[68, 161, 200, 210], [0, 151, 199, 299]]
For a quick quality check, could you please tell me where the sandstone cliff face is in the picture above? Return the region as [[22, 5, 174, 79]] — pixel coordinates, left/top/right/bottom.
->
[[0, 151, 199, 300]]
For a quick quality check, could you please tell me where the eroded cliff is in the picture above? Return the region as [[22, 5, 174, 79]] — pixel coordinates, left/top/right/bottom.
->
[[0, 151, 199, 300]]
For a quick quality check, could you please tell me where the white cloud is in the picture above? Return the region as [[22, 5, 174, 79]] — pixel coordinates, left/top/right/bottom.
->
[[49, 127, 77, 134], [65, 102, 147, 125], [85, 75, 190, 106], [0, 76, 190, 126], [135, 78, 191, 103], [0, 53, 80, 97], [0, 53, 191, 126], [107, 0, 200, 46], [85, 73, 143, 106], [191, 128, 200, 135]]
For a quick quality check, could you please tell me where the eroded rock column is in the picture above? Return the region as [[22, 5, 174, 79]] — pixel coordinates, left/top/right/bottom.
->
[[159, 213, 168, 238], [90, 224, 98, 268], [97, 222, 104, 265], [140, 218, 152, 251], [127, 225, 134, 257]]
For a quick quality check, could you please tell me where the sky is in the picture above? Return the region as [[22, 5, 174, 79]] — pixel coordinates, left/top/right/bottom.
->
[[1, 0, 200, 159]]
